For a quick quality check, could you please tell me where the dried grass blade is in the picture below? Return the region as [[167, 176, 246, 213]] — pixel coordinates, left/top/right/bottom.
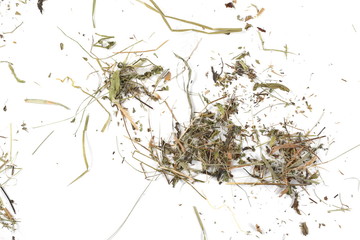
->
[[136, 0, 242, 34], [116, 103, 139, 130], [106, 178, 154, 240], [321, 143, 360, 165], [193, 206, 207, 240], [58, 27, 95, 60], [25, 99, 70, 110], [69, 115, 90, 185], [57, 77, 111, 132], [258, 31, 295, 57], [92, 0, 97, 28], [32, 130, 55, 155], [113, 40, 168, 54], [270, 143, 301, 154], [9, 124, 13, 162], [174, 53, 194, 119]]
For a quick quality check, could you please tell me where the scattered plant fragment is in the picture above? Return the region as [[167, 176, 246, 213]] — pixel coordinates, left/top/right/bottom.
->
[[0, 126, 20, 232], [0, 61, 25, 83], [129, 50, 325, 204], [143, 95, 324, 198], [300, 222, 309, 236]]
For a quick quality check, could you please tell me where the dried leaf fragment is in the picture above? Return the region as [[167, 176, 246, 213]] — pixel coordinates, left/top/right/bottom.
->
[[164, 71, 171, 81], [225, 2, 235, 8], [291, 194, 301, 215], [300, 222, 309, 236], [257, 8, 265, 17], [109, 70, 120, 102], [255, 224, 263, 234], [245, 16, 253, 21]]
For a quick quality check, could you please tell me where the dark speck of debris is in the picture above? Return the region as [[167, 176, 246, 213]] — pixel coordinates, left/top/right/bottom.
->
[[257, 27, 266, 32], [37, 0, 46, 14], [225, 2, 235, 8], [21, 122, 28, 132]]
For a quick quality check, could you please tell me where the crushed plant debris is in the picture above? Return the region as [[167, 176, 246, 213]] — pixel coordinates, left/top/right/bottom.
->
[[122, 47, 326, 203], [107, 58, 164, 105], [3, 1, 357, 238], [139, 94, 324, 197]]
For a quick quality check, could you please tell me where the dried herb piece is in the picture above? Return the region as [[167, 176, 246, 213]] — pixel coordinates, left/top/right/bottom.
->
[[225, 2, 235, 8], [253, 83, 290, 92], [255, 224, 263, 234], [245, 16, 253, 21], [37, 0, 46, 14], [107, 58, 164, 104], [291, 193, 301, 214], [5, 62, 25, 83], [300, 222, 309, 236]]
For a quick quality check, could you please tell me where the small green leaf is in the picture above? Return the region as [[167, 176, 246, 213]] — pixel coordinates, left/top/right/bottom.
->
[[109, 70, 120, 102]]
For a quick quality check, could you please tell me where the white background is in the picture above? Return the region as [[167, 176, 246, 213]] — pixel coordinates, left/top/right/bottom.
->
[[1, 0, 360, 239]]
